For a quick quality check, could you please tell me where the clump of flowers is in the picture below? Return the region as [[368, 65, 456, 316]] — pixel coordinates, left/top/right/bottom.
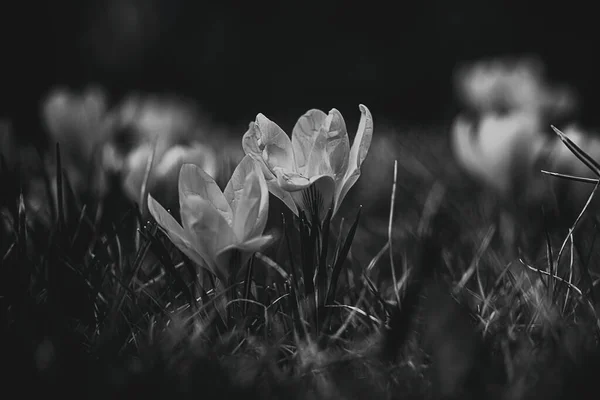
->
[[242, 104, 373, 221], [101, 95, 222, 208], [42, 88, 228, 213], [148, 155, 273, 284]]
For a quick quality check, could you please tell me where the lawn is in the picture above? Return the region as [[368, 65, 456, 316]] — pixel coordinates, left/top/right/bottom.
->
[[1, 90, 599, 400]]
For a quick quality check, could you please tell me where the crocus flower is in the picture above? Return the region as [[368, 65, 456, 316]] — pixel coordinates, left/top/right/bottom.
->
[[455, 57, 577, 119], [116, 94, 208, 157], [120, 141, 219, 207], [42, 86, 114, 195], [242, 104, 373, 220], [147, 155, 273, 283], [42, 86, 111, 161], [450, 111, 549, 203]]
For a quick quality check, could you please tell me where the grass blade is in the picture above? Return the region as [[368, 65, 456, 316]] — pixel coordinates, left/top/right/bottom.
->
[[326, 206, 362, 307]]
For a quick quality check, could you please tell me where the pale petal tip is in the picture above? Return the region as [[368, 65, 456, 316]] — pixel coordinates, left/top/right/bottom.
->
[[147, 194, 165, 223], [255, 113, 270, 124], [358, 104, 370, 115]]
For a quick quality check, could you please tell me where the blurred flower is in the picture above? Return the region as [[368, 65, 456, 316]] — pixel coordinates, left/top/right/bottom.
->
[[100, 94, 231, 208], [42, 86, 112, 161], [242, 104, 373, 220], [119, 141, 218, 207], [148, 155, 273, 282], [41, 86, 114, 196], [455, 56, 577, 120], [115, 95, 206, 156], [450, 111, 549, 203]]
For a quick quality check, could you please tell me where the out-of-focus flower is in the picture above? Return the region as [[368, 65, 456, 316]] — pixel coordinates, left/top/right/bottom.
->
[[242, 104, 373, 220], [450, 112, 549, 203], [115, 95, 206, 156], [148, 155, 273, 282], [41, 86, 115, 196], [119, 141, 219, 208], [42, 86, 112, 162], [455, 57, 577, 120], [100, 94, 231, 208]]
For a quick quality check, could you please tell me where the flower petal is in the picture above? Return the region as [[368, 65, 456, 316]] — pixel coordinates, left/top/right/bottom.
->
[[450, 115, 485, 182], [216, 234, 276, 278], [291, 109, 328, 175], [274, 169, 312, 192], [451, 113, 548, 198], [322, 108, 350, 182], [304, 108, 350, 182], [289, 175, 335, 221], [180, 194, 237, 280], [243, 122, 298, 215], [147, 194, 208, 268], [123, 144, 155, 203], [231, 169, 261, 242], [336, 104, 373, 216], [253, 113, 296, 173], [224, 155, 270, 240], [179, 163, 233, 226], [155, 142, 218, 183]]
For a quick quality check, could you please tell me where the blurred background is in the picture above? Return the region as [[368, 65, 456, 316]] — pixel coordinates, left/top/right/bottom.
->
[[1, 0, 599, 142]]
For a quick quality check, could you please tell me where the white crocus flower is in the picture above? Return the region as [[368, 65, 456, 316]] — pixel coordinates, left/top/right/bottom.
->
[[148, 155, 273, 283], [42, 86, 110, 160], [242, 104, 373, 220], [121, 141, 218, 206], [450, 111, 549, 201]]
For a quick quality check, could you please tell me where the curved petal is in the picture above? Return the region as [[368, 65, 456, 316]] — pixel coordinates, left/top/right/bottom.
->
[[305, 127, 333, 178], [180, 194, 237, 279], [336, 104, 374, 216], [231, 169, 261, 242], [450, 115, 485, 180], [253, 158, 270, 236], [156, 143, 218, 183], [291, 109, 328, 175], [242, 121, 272, 175], [224, 154, 254, 210], [234, 234, 276, 252], [243, 122, 299, 215], [179, 163, 233, 226], [224, 155, 270, 239], [322, 108, 350, 183], [123, 144, 155, 203], [216, 234, 276, 278], [254, 113, 296, 173], [289, 175, 335, 221], [474, 113, 545, 196], [273, 168, 312, 192], [147, 195, 208, 269]]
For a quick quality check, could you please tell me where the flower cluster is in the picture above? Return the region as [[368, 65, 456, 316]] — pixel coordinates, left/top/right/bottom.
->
[[148, 105, 373, 283], [242, 104, 373, 220], [41, 88, 234, 208]]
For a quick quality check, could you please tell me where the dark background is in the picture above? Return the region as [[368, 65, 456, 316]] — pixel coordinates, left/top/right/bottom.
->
[[1, 0, 598, 140]]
